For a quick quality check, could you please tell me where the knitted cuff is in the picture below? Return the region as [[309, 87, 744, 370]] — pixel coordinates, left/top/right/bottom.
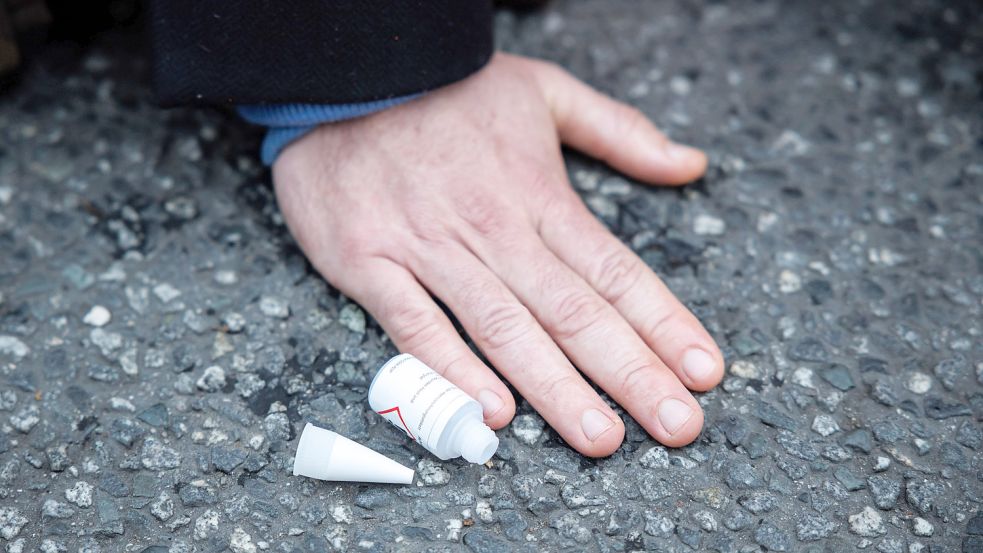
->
[[238, 94, 422, 165]]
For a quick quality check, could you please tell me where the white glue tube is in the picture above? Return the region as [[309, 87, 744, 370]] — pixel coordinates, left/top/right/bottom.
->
[[368, 354, 499, 464], [293, 423, 415, 484]]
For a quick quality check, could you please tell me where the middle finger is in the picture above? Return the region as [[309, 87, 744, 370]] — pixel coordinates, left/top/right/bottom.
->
[[464, 225, 705, 447]]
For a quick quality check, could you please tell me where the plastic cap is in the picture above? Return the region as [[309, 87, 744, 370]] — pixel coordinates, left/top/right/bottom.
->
[[293, 423, 414, 484], [455, 417, 499, 464]]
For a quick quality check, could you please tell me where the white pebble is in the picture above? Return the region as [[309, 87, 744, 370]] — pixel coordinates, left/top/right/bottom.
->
[[873, 456, 891, 472], [338, 304, 366, 334], [445, 519, 463, 542], [153, 283, 182, 303], [476, 500, 494, 523], [693, 214, 726, 236], [911, 517, 934, 537], [230, 527, 257, 553], [248, 435, 265, 450], [417, 459, 451, 486], [108, 397, 135, 412], [0, 335, 29, 359], [848, 506, 886, 537], [83, 305, 112, 327], [259, 296, 290, 319], [790, 367, 815, 389], [670, 76, 692, 95], [64, 481, 94, 508], [223, 312, 247, 334], [194, 509, 220, 540], [511, 414, 545, 446], [905, 372, 932, 394], [638, 445, 670, 469], [778, 270, 802, 293], [729, 360, 761, 379], [197, 366, 227, 392], [868, 248, 906, 266], [811, 414, 841, 437], [330, 505, 353, 524], [757, 212, 778, 232], [214, 270, 238, 285]]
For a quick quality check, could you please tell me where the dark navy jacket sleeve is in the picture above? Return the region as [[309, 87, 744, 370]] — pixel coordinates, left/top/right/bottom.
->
[[148, 0, 495, 106]]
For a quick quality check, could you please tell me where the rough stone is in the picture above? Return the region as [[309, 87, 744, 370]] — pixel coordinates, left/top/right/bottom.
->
[[811, 414, 840, 437], [796, 513, 838, 541], [510, 414, 545, 446], [141, 437, 182, 470], [867, 475, 901, 510], [416, 459, 451, 486], [463, 529, 511, 553], [848, 506, 886, 537], [911, 517, 934, 537], [638, 445, 670, 469], [258, 296, 290, 319], [0, 507, 29, 540], [196, 365, 227, 392], [820, 364, 855, 391], [905, 478, 943, 515], [65, 481, 94, 508], [754, 523, 792, 551]]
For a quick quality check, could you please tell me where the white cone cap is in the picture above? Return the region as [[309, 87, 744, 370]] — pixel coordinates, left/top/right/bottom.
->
[[293, 423, 414, 484]]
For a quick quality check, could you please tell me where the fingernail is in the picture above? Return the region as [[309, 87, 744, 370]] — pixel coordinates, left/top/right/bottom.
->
[[666, 142, 699, 160], [657, 398, 694, 435], [477, 389, 505, 419], [682, 348, 717, 382], [581, 408, 615, 442]]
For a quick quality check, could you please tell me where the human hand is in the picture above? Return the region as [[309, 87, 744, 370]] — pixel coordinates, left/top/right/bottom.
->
[[273, 53, 722, 456]]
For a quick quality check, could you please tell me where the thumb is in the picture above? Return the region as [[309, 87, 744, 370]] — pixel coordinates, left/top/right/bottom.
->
[[531, 60, 707, 186]]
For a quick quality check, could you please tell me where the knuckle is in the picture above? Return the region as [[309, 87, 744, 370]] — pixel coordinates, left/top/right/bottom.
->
[[454, 193, 509, 238], [523, 169, 570, 234], [337, 234, 371, 263], [473, 302, 534, 351], [550, 288, 606, 341], [405, 214, 453, 251], [385, 302, 444, 349], [590, 248, 644, 305], [540, 373, 579, 404], [616, 105, 650, 139], [642, 308, 677, 344], [430, 354, 472, 380], [614, 359, 656, 401], [524, 165, 557, 200]]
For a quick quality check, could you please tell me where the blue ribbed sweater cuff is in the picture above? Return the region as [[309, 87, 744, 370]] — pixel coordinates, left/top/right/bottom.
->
[[238, 94, 421, 165]]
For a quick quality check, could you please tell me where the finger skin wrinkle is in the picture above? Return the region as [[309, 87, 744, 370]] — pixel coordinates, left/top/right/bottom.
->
[[537, 372, 582, 405], [384, 302, 444, 351], [452, 190, 510, 239], [641, 306, 679, 348], [404, 215, 455, 254], [549, 287, 608, 342], [613, 359, 663, 405], [589, 247, 644, 306], [472, 302, 535, 352], [436, 354, 475, 380]]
